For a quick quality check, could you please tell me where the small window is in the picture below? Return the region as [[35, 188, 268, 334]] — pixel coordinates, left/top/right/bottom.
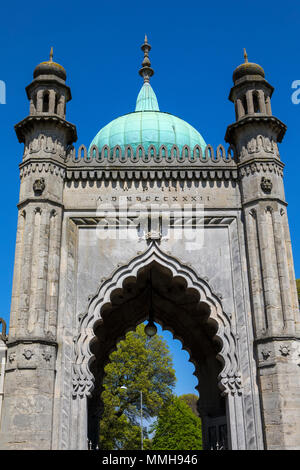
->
[[234, 101, 238, 119], [42, 92, 49, 112], [253, 91, 260, 113], [242, 95, 248, 115]]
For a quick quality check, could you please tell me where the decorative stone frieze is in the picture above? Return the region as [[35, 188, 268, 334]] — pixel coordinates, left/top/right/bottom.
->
[[19, 161, 65, 180], [15, 114, 77, 145], [239, 134, 281, 160], [238, 160, 284, 177], [5, 341, 57, 372], [225, 115, 286, 145], [256, 338, 300, 367]]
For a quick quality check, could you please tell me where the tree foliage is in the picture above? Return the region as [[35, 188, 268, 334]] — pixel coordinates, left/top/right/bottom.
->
[[179, 393, 199, 416], [152, 396, 202, 450], [100, 323, 176, 450]]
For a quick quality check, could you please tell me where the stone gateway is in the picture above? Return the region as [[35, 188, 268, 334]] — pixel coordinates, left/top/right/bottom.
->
[[0, 41, 299, 450]]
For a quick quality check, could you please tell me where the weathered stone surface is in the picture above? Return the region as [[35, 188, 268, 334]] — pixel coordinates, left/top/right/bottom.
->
[[0, 49, 299, 451]]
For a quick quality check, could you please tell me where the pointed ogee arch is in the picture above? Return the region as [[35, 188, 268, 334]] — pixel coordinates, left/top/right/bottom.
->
[[72, 242, 242, 399]]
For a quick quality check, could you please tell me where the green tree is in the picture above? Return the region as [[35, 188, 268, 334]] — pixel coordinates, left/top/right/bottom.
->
[[100, 323, 176, 450], [179, 393, 199, 416], [152, 396, 203, 450]]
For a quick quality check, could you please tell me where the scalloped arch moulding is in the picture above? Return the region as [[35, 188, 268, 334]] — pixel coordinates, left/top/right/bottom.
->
[[68, 242, 259, 450], [73, 242, 241, 398]]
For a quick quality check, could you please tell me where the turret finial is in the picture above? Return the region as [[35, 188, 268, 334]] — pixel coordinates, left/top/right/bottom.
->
[[139, 35, 154, 83], [243, 48, 248, 63], [49, 47, 53, 62]]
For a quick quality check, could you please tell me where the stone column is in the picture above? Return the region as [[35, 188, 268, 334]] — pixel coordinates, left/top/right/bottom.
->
[[258, 90, 266, 114], [236, 99, 244, 119], [57, 94, 65, 118], [49, 89, 56, 114], [246, 90, 254, 115], [265, 96, 272, 115], [36, 89, 44, 113]]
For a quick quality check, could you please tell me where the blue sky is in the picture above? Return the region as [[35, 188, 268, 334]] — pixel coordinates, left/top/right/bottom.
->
[[0, 0, 299, 396]]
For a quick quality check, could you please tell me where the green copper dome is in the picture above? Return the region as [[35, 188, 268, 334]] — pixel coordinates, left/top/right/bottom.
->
[[90, 36, 206, 155], [89, 82, 206, 154]]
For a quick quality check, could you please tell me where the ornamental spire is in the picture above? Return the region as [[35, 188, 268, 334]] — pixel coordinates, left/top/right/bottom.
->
[[243, 48, 248, 63], [139, 35, 154, 83]]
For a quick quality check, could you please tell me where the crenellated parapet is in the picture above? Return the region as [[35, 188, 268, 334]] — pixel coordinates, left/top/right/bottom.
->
[[66, 143, 236, 164], [19, 141, 285, 185], [17, 142, 242, 191], [19, 141, 287, 186], [63, 143, 238, 181]]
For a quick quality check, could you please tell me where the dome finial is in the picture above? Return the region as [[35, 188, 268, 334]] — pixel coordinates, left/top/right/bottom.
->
[[232, 50, 265, 83], [139, 35, 154, 83], [33, 48, 67, 81]]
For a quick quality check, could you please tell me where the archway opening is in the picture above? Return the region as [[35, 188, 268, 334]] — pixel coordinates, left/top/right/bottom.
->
[[86, 261, 228, 450]]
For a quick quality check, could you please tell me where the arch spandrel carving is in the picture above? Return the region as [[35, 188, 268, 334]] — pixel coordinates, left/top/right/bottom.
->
[[72, 242, 242, 399]]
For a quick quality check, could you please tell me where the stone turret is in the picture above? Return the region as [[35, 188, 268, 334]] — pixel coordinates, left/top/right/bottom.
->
[[16, 48, 76, 145], [226, 51, 300, 450], [14, 48, 77, 205], [0, 50, 76, 449]]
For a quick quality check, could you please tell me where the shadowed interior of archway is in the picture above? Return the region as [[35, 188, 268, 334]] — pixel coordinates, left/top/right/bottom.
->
[[87, 261, 226, 449]]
